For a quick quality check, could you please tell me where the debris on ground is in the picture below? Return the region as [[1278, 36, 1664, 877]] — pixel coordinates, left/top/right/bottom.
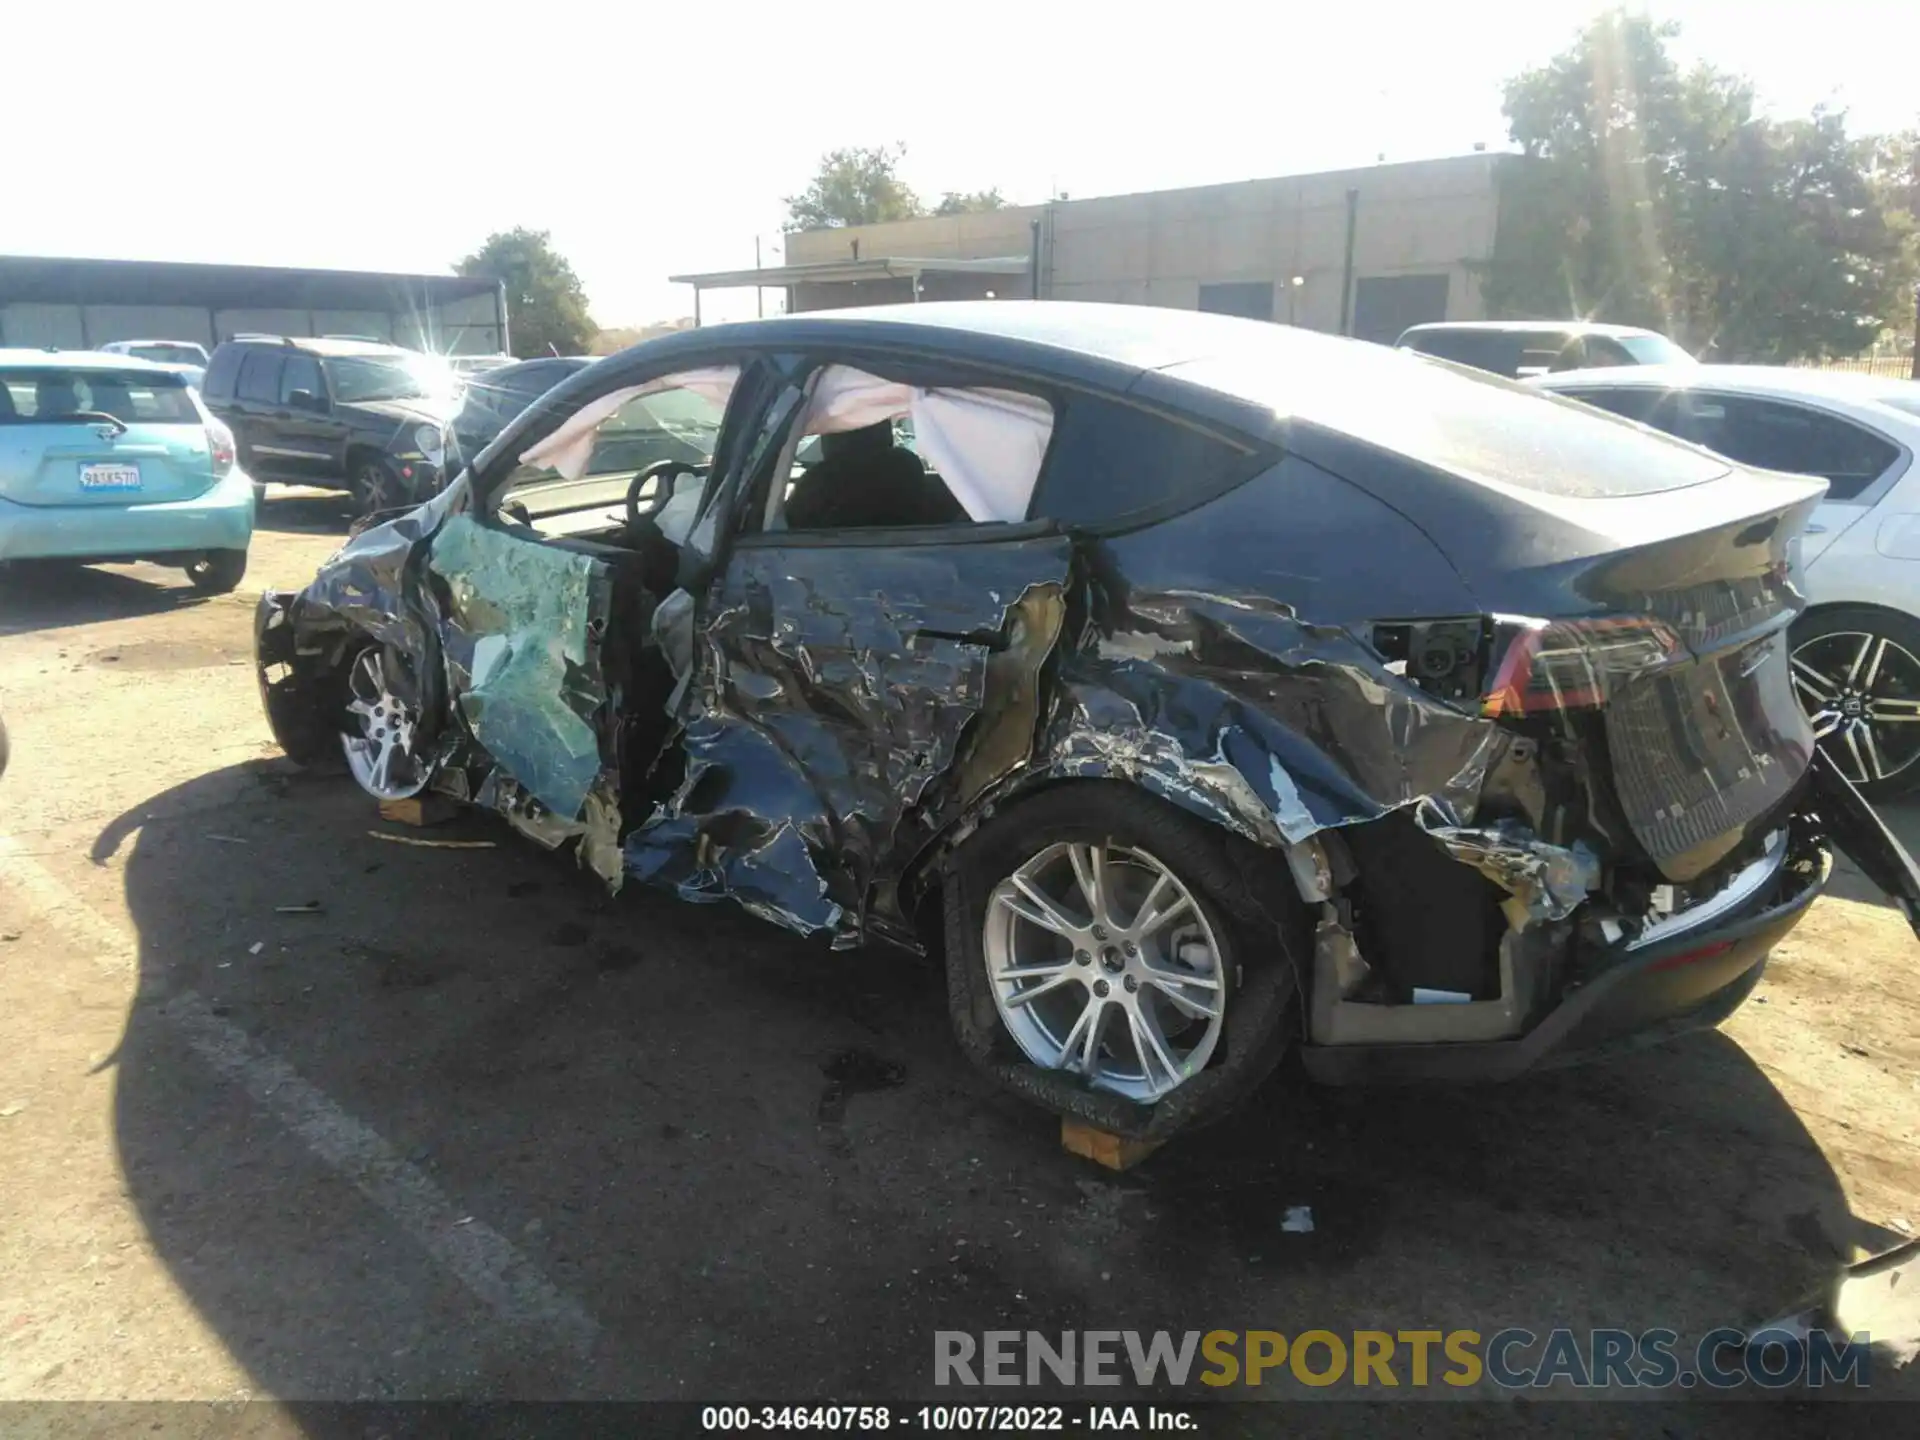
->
[[378, 795, 457, 828], [205, 834, 248, 845], [366, 831, 496, 850], [247, 941, 264, 956], [1894, 1217, 1914, 1236], [274, 902, 324, 915], [1281, 1205, 1316, 1234], [0, 1100, 26, 1118]]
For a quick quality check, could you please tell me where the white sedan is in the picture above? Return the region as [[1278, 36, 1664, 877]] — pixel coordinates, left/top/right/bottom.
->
[[1535, 364, 1920, 799]]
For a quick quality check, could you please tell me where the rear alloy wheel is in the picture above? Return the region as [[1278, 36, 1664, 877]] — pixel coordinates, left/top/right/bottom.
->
[[944, 784, 1302, 1137], [985, 838, 1228, 1102], [342, 645, 433, 799], [185, 549, 248, 594], [349, 455, 406, 518], [1790, 606, 1920, 800]]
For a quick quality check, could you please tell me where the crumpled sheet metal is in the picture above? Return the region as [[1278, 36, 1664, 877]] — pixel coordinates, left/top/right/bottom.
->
[[1030, 586, 1505, 849], [474, 769, 625, 890], [428, 514, 611, 822], [625, 715, 847, 936], [1413, 798, 1601, 924], [289, 480, 470, 662], [625, 541, 1071, 941]]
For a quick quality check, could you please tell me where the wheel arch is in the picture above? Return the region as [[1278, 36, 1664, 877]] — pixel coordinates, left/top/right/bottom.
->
[[936, 774, 1308, 1140], [1794, 598, 1920, 631]]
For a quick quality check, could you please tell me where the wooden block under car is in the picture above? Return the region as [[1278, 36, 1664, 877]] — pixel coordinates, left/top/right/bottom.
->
[[377, 795, 459, 828], [1061, 1117, 1163, 1171]]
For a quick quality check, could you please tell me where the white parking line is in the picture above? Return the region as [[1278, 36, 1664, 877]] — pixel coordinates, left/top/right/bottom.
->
[[0, 833, 601, 1364]]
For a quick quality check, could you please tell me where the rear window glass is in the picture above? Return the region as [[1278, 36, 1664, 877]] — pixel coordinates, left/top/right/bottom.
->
[[125, 344, 207, 367], [1167, 339, 1730, 498], [1400, 330, 1527, 376], [0, 369, 199, 425]]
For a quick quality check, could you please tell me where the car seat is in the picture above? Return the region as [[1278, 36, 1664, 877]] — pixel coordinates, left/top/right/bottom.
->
[[89, 381, 134, 419], [34, 379, 81, 417], [781, 422, 965, 529]]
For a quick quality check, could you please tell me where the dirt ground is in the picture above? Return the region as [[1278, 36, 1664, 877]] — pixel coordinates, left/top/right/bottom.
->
[[2, 492, 1918, 1430]]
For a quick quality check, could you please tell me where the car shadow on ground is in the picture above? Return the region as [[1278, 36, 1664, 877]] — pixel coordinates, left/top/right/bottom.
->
[[254, 487, 356, 537], [0, 559, 225, 637], [97, 763, 1912, 1414]]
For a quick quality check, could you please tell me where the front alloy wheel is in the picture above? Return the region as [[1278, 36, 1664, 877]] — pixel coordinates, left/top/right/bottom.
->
[[1790, 615, 1920, 799], [984, 839, 1227, 1102], [342, 646, 433, 799]]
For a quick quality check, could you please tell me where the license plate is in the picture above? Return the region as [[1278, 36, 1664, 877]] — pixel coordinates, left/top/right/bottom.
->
[[79, 463, 142, 492]]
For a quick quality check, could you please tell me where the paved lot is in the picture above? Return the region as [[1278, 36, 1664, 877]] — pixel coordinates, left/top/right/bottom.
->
[[2, 491, 1918, 1427]]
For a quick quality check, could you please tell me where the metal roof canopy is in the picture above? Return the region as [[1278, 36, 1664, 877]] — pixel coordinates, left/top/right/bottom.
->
[[668, 255, 1033, 291], [0, 254, 500, 310]]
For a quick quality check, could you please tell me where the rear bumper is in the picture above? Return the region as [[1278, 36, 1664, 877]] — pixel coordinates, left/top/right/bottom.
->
[[1301, 828, 1830, 1085], [0, 465, 256, 563]]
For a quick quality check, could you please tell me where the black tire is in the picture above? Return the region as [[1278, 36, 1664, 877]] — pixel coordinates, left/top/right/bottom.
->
[[185, 549, 248, 594], [1790, 605, 1920, 802], [348, 453, 405, 518], [942, 782, 1305, 1142]]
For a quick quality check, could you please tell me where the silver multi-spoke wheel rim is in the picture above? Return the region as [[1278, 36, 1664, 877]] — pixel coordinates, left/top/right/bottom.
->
[[342, 648, 432, 799], [1790, 630, 1920, 787], [983, 840, 1226, 1103]]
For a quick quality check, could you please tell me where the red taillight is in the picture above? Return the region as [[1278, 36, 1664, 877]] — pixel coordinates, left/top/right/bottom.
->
[[207, 418, 236, 478], [1648, 939, 1734, 973], [1480, 616, 1684, 718]]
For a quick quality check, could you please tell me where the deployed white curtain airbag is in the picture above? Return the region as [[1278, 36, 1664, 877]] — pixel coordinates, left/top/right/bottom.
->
[[801, 366, 1054, 523], [518, 365, 739, 480]]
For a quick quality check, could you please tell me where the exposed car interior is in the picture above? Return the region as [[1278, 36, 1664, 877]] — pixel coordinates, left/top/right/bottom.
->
[[491, 361, 1058, 555], [758, 364, 1055, 534], [779, 422, 966, 530]]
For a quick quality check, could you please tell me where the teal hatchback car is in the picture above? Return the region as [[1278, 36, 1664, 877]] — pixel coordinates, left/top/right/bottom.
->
[[0, 351, 255, 591]]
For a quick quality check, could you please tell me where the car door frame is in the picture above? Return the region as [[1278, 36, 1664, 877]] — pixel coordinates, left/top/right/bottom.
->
[[660, 347, 1080, 937], [442, 344, 789, 819], [230, 346, 298, 482], [268, 350, 337, 484]]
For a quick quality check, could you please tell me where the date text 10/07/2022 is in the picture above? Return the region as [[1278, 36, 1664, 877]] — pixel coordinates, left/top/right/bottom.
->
[[701, 1406, 1196, 1432]]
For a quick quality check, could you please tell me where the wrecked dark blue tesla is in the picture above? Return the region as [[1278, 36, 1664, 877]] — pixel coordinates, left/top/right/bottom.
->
[[255, 303, 1920, 1139]]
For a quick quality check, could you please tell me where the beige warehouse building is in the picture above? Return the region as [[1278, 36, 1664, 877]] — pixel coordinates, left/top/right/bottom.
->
[[676, 153, 1504, 341]]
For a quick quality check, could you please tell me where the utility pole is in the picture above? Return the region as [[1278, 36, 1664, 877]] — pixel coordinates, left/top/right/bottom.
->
[[755, 236, 764, 319]]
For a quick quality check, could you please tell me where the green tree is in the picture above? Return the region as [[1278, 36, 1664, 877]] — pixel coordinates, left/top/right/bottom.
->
[[1487, 10, 1912, 361], [933, 188, 1009, 216], [1867, 126, 1920, 374], [783, 144, 925, 230], [455, 228, 594, 359]]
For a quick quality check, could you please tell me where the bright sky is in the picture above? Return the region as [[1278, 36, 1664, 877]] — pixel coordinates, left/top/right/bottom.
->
[[6, 1, 1915, 328]]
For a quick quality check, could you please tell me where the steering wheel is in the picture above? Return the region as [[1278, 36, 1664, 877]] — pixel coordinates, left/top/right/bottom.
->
[[626, 458, 706, 537]]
